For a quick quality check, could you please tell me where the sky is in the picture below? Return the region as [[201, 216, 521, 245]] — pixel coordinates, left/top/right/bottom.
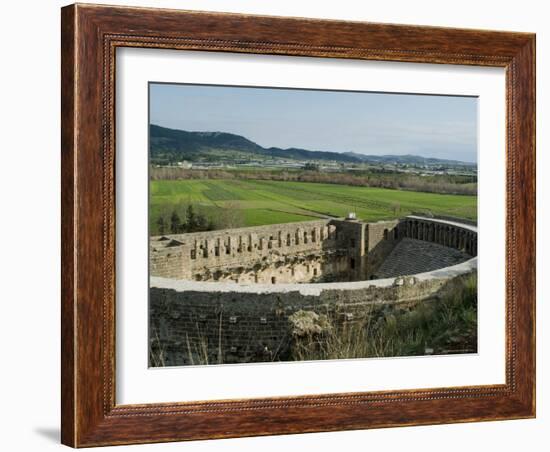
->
[[149, 83, 478, 163]]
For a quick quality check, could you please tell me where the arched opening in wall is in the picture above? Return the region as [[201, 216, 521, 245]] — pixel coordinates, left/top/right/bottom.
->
[[295, 231, 300, 245], [466, 233, 472, 254], [190, 249, 196, 259], [383, 229, 388, 240], [350, 258, 356, 270], [312, 229, 316, 242], [313, 268, 318, 277], [394, 228, 398, 240], [254, 274, 259, 283], [271, 277, 276, 284], [287, 233, 291, 246], [215, 246, 220, 257], [304, 232, 308, 244]]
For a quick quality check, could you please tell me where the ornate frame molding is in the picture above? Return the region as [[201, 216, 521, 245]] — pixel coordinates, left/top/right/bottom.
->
[[61, 4, 535, 447]]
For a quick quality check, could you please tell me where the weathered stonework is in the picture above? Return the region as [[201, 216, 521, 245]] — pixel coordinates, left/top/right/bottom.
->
[[150, 219, 367, 284], [149, 215, 478, 366]]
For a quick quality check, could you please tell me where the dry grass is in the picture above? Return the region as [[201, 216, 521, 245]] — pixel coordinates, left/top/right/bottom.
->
[[291, 274, 478, 361], [149, 274, 477, 366]]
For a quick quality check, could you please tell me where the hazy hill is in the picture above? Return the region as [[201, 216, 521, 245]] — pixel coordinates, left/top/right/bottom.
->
[[150, 124, 475, 167], [342, 151, 475, 167]]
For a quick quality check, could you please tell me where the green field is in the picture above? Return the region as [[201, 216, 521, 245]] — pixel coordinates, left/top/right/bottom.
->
[[150, 179, 477, 232]]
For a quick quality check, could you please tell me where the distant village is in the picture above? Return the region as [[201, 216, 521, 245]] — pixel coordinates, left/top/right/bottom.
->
[[157, 157, 477, 178]]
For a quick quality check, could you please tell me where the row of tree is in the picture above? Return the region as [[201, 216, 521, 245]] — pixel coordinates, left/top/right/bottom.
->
[[152, 202, 245, 236], [150, 167, 477, 196], [156, 205, 213, 235]]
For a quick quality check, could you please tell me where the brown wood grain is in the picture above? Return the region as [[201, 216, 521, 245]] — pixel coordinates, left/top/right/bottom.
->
[[60, 5, 76, 447], [61, 3, 536, 447]]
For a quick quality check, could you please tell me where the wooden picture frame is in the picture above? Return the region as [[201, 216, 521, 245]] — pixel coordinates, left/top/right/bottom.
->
[[61, 3, 535, 447]]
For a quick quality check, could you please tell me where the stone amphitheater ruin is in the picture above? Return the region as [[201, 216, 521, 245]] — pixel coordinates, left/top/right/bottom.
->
[[149, 215, 477, 366]]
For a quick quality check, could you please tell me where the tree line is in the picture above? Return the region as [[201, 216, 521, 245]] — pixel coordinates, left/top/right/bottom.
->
[[150, 167, 477, 196], [155, 204, 213, 235], [152, 203, 245, 236]]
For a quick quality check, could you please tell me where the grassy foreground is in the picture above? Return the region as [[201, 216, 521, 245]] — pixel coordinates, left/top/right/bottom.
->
[[150, 179, 477, 233], [290, 274, 478, 361], [149, 274, 477, 366]]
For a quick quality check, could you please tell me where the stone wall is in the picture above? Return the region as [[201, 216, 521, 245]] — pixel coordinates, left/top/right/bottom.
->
[[396, 216, 477, 256], [149, 216, 478, 366], [151, 219, 368, 284], [149, 257, 477, 366], [151, 216, 476, 286], [364, 219, 401, 278]]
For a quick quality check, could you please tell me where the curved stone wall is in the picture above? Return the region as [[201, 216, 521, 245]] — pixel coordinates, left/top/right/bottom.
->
[[149, 216, 477, 366], [150, 215, 477, 285], [397, 216, 477, 256]]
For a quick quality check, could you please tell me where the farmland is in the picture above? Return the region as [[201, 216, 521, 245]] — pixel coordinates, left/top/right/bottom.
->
[[149, 179, 477, 234]]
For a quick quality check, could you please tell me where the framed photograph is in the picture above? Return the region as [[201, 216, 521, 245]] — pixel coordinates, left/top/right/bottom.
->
[[61, 4, 535, 447]]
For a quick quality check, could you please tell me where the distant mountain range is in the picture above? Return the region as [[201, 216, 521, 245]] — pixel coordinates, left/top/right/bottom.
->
[[150, 124, 476, 167], [342, 151, 475, 166]]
